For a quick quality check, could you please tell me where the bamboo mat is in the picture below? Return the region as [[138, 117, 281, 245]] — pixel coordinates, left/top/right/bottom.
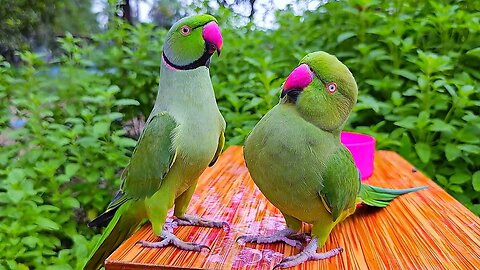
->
[[105, 146, 480, 270]]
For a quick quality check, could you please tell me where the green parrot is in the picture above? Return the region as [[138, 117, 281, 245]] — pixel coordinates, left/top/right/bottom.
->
[[84, 14, 226, 270], [241, 51, 427, 269]]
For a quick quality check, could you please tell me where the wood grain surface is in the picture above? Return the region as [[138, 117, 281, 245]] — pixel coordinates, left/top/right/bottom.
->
[[105, 146, 480, 270]]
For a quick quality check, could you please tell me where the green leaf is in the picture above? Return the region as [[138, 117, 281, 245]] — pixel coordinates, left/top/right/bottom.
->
[[429, 119, 454, 132], [391, 91, 402, 106], [114, 99, 140, 106], [458, 144, 480, 154], [473, 171, 480, 192], [450, 173, 470, 185], [114, 137, 137, 147], [38, 205, 60, 212], [63, 197, 80, 208], [5, 260, 16, 269], [22, 236, 39, 248], [445, 144, 461, 161], [436, 174, 448, 186], [391, 69, 417, 81], [466, 47, 480, 58], [394, 116, 417, 129], [7, 168, 26, 182], [471, 204, 480, 216], [107, 112, 124, 120], [448, 185, 463, 193], [456, 125, 480, 144], [7, 189, 25, 204], [76, 137, 98, 147], [16, 264, 29, 270], [417, 75, 429, 90], [415, 142, 431, 163], [93, 122, 110, 136], [243, 97, 263, 111], [337, 32, 356, 43], [356, 95, 386, 113], [47, 265, 73, 270], [65, 164, 80, 176], [416, 111, 430, 129], [35, 217, 60, 231]]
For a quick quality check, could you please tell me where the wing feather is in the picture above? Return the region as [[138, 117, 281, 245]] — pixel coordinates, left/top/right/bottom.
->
[[120, 111, 177, 199], [317, 147, 360, 222], [208, 131, 224, 167]]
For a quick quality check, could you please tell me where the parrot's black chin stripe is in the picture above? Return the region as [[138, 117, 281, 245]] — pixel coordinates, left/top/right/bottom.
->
[[281, 89, 303, 103], [162, 43, 216, 71]]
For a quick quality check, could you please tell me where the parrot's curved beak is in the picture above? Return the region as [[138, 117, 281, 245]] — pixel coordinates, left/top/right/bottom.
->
[[202, 21, 223, 56], [281, 64, 314, 100]]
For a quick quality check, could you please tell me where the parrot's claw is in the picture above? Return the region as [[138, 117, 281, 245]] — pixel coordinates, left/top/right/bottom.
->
[[236, 229, 303, 249], [137, 231, 211, 252], [273, 239, 343, 269], [174, 215, 230, 231]]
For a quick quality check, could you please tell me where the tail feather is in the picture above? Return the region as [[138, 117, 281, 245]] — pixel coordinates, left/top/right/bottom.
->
[[84, 201, 143, 270], [88, 190, 128, 228], [359, 184, 427, 208], [87, 209, 117, 228]]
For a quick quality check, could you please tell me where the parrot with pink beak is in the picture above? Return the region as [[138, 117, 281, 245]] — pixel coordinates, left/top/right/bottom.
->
[[84, 14, 226, 269], [241, 51, 426, 268]]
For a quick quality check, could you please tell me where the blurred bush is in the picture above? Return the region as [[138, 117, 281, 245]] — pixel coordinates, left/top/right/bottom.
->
[[0, 0, 479, 269], [0, 28, 149, 268]]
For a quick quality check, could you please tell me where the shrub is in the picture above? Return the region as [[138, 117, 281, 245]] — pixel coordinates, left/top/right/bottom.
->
[[0, 37, 138, 269]]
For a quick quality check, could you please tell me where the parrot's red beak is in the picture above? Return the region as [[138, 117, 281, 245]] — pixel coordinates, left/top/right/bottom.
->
[[281, 64, 314, 99], [202, 21, 223, 56]]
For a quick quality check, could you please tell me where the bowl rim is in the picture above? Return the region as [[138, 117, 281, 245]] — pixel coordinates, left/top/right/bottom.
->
[[341, 131, 376, 147]]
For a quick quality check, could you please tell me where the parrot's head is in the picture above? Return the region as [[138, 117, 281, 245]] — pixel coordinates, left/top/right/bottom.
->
[[281, 51, 358, 132], [162, 14, 222, 70]]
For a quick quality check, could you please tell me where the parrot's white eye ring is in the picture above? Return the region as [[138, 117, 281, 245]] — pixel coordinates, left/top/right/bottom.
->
[[327, 82, 337, 94], [180, 25, 191, 36]]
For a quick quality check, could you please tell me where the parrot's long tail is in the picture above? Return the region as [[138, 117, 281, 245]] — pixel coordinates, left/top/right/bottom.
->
[[84, 201, 144, 270], [358, 184, 427, 207]]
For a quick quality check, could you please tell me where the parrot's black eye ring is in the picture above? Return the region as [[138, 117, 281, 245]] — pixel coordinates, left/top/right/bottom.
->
[[180, 25, 191, 36]]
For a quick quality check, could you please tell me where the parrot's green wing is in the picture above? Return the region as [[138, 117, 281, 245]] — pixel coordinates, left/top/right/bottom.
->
[[317, 147, 360, 222], [121, 111, 178, 199], [90, 112, 177, 227], [209, 131, 224, 166]]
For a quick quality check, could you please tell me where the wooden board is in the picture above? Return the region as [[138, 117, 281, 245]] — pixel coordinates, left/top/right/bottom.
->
[[106, 146, 480, 270]]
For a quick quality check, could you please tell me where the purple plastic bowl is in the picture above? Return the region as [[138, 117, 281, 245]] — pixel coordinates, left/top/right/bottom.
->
[[340, 131, 376, 180]]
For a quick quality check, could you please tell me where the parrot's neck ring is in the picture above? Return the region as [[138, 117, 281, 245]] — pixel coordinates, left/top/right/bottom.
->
[[162, 45, 213, 71]]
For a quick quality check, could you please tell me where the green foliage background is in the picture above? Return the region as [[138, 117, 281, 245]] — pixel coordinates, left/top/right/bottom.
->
[[0, 0, 479, 269], [0, 0, 98, 61]]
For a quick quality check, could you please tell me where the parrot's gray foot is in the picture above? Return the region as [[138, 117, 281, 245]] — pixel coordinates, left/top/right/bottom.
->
[[137, 231, 210, 252], [273, 239, 343, 269], [288, 232, 311, 242], [236, 228, 303, 249], [173, 214, 230, 231]]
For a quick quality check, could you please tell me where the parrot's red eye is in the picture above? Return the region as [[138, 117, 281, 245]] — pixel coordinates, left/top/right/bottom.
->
[[327, 82, 337, 94], [180, 25, 191, 36]]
